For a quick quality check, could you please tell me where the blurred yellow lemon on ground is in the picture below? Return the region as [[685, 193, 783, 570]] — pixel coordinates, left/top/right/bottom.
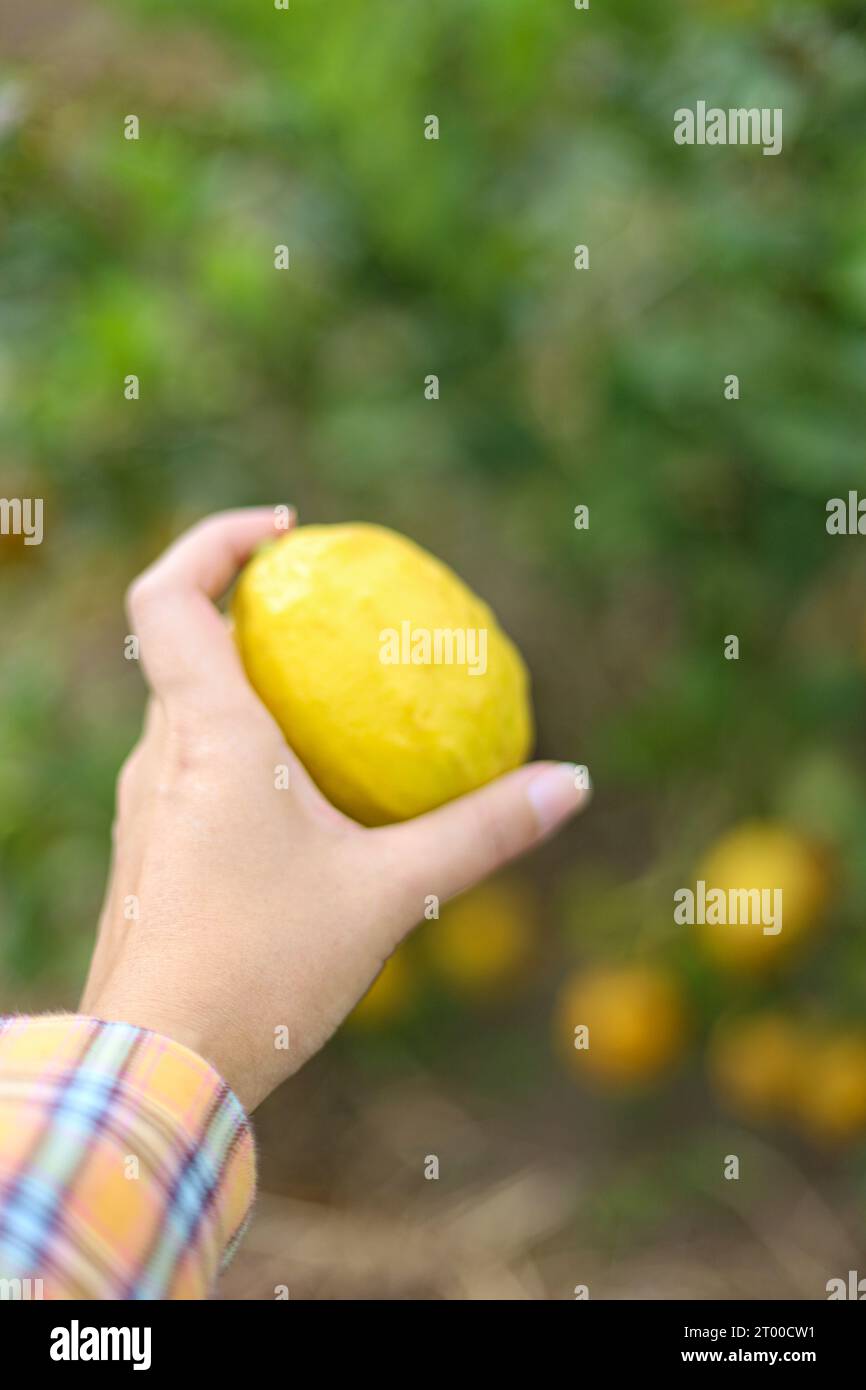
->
[[708, 1013, 800, 1121], [426, 879, 536, 997], [555, 964, 687, 1086], [348, 951, 415, 1028], [232, 524, 533, 825], [793, 1031, 866, 1146], [695, 822, 828, 973]]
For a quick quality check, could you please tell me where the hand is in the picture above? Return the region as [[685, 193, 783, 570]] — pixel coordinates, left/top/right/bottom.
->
[[82, 509, 589, 1111]]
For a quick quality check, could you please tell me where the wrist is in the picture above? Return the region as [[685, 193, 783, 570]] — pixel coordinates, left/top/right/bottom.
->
[[84, 992, 253, 1111]]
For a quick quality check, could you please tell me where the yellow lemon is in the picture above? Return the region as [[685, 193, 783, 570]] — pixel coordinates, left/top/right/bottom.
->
[[793, 1031, 866, 1146], [348, 950, 415, 1028], [695, 822, 828, 973], [426, 879, 536, 997], [554, 964, 687, 1087], [708, 1013, 800, 1121], [232, 524, 533, 825]]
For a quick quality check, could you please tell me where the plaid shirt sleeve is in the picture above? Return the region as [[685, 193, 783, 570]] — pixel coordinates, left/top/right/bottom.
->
[[0, 1014, 256, 1300]]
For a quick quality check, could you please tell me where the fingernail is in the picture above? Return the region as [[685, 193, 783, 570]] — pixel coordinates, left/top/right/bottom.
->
[[527, 762, 591, 837]]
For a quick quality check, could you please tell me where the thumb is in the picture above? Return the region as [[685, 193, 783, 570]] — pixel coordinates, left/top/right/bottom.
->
[[375, 762, 590, 919]]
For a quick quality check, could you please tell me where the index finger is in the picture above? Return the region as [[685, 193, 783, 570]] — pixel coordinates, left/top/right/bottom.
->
[[126, 507, 293, 703]]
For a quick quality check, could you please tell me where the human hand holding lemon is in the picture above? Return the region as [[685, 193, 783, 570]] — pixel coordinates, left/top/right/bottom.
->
[[82, 508, 588, 1110]]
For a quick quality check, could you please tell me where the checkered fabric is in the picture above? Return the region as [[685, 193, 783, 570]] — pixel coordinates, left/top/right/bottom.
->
[[0, 1014, 255, 1299]]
